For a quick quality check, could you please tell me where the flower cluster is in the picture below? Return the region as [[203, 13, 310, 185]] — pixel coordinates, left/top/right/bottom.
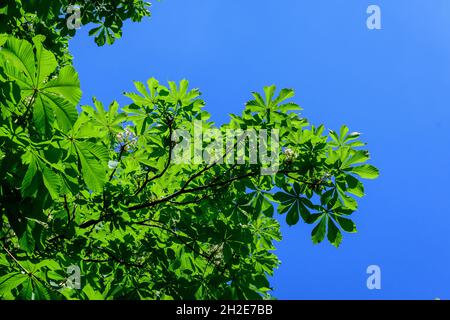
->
[[283, 148, 297, 162], [23, 95, 34, 105], [116, 127, 138, 151]]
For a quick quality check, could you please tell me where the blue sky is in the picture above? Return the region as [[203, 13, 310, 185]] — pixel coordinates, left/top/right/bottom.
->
[[69, 0, 450, 299]]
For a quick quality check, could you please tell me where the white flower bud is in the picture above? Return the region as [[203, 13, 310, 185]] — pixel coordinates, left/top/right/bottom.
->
[[108, 160, 119, 169], [284, 148, 296, 159]]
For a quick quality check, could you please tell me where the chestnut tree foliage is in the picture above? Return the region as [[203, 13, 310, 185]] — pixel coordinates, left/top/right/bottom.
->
[[1, 0, 152, 64], [0, 1, 379, 300]]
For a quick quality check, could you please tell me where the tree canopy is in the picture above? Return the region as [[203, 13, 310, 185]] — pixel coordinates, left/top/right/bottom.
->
[[0, 1, 379, 300]]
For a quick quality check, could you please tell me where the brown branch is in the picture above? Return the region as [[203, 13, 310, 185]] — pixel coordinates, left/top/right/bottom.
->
[[108, 145, 126, 182], [63, 195, 71, 224], [79, 217, 103, 229], [2, 245, 30, 275], [83, 258, 113, 263], [128, 167, 261, 211]]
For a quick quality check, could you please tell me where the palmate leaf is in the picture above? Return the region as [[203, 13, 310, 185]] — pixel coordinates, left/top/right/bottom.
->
[[89, 23, 122, 47], [34, 93, 78, 133], [60, 116, 110, 192], [274, 177, 360, 246], [274, 184, 316, 226], [245, 85, 300, 116], [329, 125, 366, 148], [0, 36, 81, 134], [308, 211, 358, 247], [21, 150, 62, 200], [82, 99, 126, 137], [165, 79, 201, 106]]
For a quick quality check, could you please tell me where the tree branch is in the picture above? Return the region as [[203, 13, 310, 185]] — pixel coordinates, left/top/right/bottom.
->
[[108, 144, 126, 182], [128, 167, 261, 211], [63, 195, 71, 224]]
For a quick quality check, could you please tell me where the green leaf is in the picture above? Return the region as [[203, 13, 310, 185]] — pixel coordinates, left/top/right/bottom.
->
[[343, 150, 370, 167], [76, 142, 108, 192], [32, 36, 57, 84], [339, 125, 349, 142], [327, 218, 342, 248], [0, 37, 80, 135], [263, 85, 276, 106], [0, 254, 9, 267], [335, 216, 357, 233], [0, 37, 35, 81], [42, 167, 61, 200], [21, 158, 40, 198], [0, 273, 28, 295], [345, 164, 379, 179], [286, 203, 299, 226], [279, 102, 302, 112], [337, 187, 358, 211], [273, 191, 295, 203], [273, 88, 295, 105], [19, 224, 36, 253], [311, 216, 327, 244], [83, 284, 104, 300], [42, 66, 82, 105], [19, 279, 34, 300], [33, 282, 51, 300], [345, 174, 365, 197], [36, 93, 78, 132], [33, 94, 55, 135]]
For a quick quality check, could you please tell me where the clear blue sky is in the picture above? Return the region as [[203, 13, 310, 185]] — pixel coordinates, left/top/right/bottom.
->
[[69, 0, 450, 299]]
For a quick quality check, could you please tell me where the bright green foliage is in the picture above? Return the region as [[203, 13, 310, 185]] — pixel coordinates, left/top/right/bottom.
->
[[0, 34, 378, 299], [0, 1, 379, 300], [0, 0, 152, 64]]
